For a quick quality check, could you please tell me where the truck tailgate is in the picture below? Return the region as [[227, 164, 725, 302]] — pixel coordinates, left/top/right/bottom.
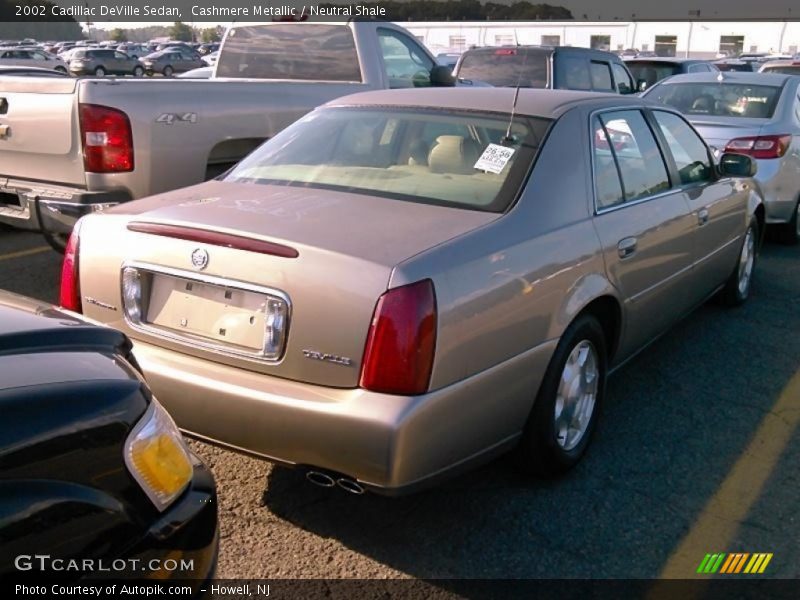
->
[[0, 77, 84, 187]]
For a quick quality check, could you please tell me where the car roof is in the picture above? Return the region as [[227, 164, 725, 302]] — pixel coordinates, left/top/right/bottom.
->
[[625, 57, 706, 64], [652, 71, 794, 85], [328, 88, 652, 119]]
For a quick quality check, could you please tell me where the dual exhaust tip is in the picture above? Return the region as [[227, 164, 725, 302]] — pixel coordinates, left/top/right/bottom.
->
[[306, 470, 365, 495]]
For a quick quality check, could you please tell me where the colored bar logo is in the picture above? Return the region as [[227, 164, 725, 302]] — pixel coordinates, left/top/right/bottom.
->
[[697, 553, 773, 574]]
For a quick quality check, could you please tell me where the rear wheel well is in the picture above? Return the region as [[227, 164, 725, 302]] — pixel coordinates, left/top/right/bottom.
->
[[205, 137, 265, 180], [754, 203, 766, 248], [576, 296, 621, 362]]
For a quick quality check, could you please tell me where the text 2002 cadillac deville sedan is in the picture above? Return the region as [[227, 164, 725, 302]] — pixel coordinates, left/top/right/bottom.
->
[[62, 89, 764, 494]]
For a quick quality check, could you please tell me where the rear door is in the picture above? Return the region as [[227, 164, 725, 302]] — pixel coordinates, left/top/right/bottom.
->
[[650, 109, 747, 291], [590, 108, 697, 358]]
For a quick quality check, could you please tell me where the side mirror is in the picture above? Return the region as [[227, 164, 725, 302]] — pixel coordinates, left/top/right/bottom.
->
[[430, 65, 456, 87], [637, 79, 648, 92], [719, 152, 757, 177]]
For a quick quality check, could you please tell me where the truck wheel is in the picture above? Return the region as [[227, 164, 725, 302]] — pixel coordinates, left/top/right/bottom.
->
[[515, 314, 607, 477], [163, 65, 173, 77], [133, 65, 144, 77], [777, 198, 800, 245], [42, 230, 68, 254], [94, 66, 106, 77]]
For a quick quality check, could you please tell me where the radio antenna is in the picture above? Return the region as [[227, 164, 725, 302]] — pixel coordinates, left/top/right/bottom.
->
[[502, 46, 528, 144]]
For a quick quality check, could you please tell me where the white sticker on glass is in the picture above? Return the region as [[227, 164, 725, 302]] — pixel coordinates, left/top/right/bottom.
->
[[474, 143, 516, 174]]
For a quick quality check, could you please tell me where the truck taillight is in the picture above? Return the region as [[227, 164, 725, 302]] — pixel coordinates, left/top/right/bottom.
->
[[360, 280, 437, 396], [79, 103, 134, 173], [59, 220, 82, 313], [724, 134, 791, 160]]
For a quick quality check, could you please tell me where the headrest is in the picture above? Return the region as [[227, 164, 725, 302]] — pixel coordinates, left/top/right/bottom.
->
[[428, 135, 482, 175]]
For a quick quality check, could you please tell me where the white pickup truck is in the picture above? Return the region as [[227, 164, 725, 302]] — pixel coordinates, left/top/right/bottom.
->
[[0, 21, 455, 249]]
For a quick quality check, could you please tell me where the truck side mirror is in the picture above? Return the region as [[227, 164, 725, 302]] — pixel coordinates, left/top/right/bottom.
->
[[637, 79, 648, 92], [430, 65, 456, 87]]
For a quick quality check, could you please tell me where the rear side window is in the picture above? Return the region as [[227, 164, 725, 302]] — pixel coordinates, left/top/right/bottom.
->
[[456, 48, 549, 88], [590, 61, 613, 91], [557, 56, 591, 90], [216, 24, 362, 81], [652, 111, 713, 185], [612, 62, 634, 94], [378, 28, 435, 89], [593, 110, 671, 209]]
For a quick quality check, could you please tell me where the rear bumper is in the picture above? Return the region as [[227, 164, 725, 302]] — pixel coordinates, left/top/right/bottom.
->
[[754, 158, 799, 224], [0, 180, 131, 233], [131, 338, 556, 495]]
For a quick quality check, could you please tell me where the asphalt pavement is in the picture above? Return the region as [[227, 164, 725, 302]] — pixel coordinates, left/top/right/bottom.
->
[[1, 226, 798, 581]]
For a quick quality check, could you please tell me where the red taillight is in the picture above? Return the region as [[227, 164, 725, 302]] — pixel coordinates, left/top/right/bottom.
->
[[359, 280, 437, 396], [59, 221, 82, 313], [724, 134, 792, 159], [495, 48, 517, 56], [79, 103, 134, 173]]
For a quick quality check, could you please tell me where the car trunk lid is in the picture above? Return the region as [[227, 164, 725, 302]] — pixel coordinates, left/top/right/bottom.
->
[[79, 180, 498, 388]]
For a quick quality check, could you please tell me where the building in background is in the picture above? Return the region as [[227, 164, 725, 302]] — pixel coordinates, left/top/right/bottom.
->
[[407, 21, 800, 58]]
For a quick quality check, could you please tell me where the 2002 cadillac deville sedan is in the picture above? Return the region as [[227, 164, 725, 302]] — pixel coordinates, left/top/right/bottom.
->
[[62, 89, 764, 494]]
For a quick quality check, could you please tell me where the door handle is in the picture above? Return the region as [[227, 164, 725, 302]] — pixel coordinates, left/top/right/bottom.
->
[[698, 207, 709, 226], [617, 237, 638, 259]]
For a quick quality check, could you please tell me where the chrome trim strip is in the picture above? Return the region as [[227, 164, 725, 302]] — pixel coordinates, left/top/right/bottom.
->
[[120, 261, 292, 364]]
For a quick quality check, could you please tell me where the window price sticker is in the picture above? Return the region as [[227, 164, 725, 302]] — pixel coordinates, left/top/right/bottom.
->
[[474, 144, 516, 174]]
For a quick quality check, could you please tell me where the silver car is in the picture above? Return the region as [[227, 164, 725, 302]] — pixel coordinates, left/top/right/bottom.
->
[[67, 89, 763, 495], [0, 47, 67, 73], [643, 72, 800, 243]]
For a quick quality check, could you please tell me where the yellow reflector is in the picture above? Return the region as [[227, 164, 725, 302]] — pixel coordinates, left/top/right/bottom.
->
[[129, 433, 193, 500]]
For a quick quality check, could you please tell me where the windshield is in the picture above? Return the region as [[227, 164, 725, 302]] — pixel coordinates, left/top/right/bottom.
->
[[224, 107, 550, 213], [626, 62, 681, 88], [646, 82, 782, 118], [457, 48, 549, 87]]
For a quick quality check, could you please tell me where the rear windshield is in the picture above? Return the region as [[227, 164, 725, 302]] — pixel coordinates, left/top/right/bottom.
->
[[224, 107, 550, 213], [626, 62, 681, 88], [646, 82, 782, 118], [456, 48, 549, 87], [216, 24, 362, 81]]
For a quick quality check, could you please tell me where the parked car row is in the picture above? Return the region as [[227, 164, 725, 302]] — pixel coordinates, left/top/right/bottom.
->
[[0, 43, 207, 78]]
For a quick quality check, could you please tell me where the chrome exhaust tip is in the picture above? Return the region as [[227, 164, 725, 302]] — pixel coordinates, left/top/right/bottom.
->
[[306, 471, 336, 488], [336, 478, 365, 495]]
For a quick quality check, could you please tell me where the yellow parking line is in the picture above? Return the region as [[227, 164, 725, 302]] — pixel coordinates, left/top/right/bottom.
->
[[656, 368, 800, 581], [0, 246, 51, 262]]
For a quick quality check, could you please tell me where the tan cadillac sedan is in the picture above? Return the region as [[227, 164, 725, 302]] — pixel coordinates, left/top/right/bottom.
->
[[62, 89, 764, 495]]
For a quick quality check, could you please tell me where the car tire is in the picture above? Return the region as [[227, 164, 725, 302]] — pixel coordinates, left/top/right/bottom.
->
[[515, 314, 607, 477], [163, 65, 173, 77], [133, 65, 144, 77], [777, 198, 800, 245], [94, 66, 106, 77], [718, 219, 758, 306]]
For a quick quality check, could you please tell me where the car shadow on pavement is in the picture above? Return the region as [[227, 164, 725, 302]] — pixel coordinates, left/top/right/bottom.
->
[[261, 243, 800, 581]]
